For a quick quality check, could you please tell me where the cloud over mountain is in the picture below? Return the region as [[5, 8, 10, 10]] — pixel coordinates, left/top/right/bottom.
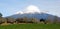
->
[[16, 5, 48, 14]]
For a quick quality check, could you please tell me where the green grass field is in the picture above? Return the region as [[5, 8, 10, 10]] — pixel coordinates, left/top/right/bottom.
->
[[0, 24, 60, 29]]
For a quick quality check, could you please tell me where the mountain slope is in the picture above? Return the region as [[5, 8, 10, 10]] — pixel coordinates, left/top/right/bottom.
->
[[6, 12, 55, 20]]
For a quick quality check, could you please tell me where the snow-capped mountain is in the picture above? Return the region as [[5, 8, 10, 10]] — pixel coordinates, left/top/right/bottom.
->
[[6, 12, 60, 23], [6, 12, 55, 20], [6, 5, 60, 20], [5, 5, 60, 22]]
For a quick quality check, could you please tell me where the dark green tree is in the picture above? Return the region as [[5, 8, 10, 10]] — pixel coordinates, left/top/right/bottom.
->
[[53, 16, 58, 24], [30, 18, 39, 24], [6, 17, 16, 24], [23, 17, 28, 23], [0, 13, 2, 17]]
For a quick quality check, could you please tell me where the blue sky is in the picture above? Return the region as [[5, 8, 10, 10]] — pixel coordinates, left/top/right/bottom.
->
[[0, 0, 60, 17]]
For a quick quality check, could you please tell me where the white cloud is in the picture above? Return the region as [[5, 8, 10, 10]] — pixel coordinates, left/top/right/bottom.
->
[[26, 5, 40, 13], [16, 5, 48, 14]]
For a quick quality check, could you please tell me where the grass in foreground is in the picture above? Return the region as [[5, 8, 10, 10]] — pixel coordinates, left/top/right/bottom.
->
[[0, 24, 60, 29]]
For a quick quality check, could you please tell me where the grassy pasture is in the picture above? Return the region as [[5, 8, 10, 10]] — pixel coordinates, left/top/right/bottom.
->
[[0, 24, 60, 29]]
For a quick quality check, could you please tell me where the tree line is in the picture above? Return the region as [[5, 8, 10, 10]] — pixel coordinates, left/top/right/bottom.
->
[[0, 13, 60, 25]]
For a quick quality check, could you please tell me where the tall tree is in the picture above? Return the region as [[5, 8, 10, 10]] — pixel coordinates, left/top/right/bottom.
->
[[23, 17, 28, 23], [0, 13, 2, 17], [0, 13, 3, 24], [47, 15, 52, 24], [31, 18, 38, 23], [6, 17, 16, 24], [53, 16, 58, 24]]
